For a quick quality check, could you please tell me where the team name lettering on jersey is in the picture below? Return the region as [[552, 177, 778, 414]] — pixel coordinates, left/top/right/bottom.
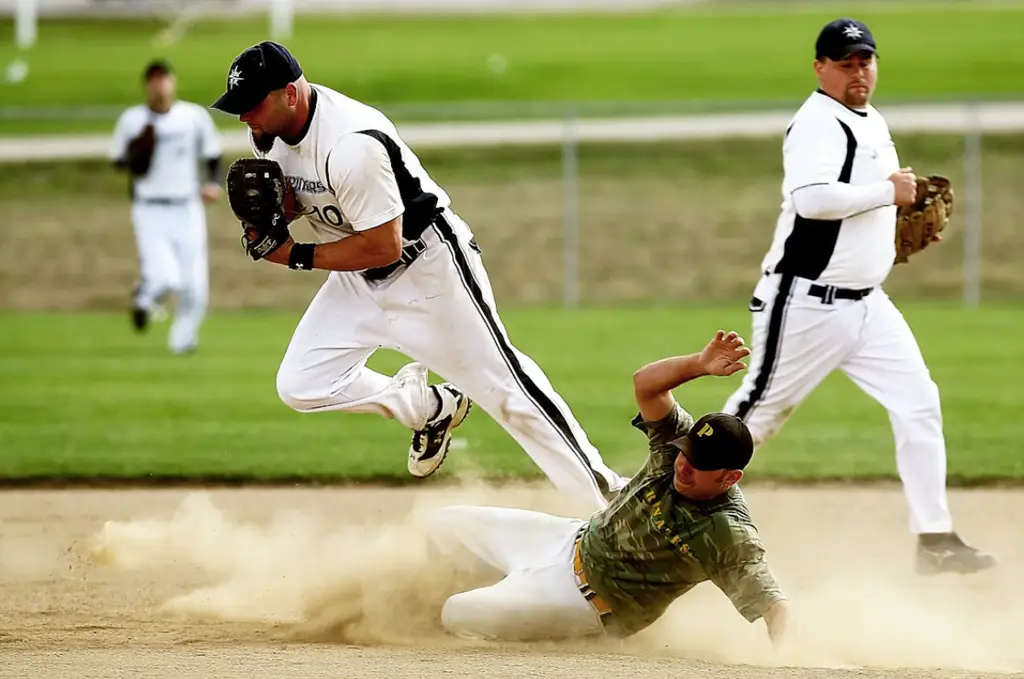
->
[[287, 176, 329, 195]]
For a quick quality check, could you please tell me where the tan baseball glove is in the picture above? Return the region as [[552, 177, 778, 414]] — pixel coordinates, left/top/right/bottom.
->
[[894, 175, 954, 264]]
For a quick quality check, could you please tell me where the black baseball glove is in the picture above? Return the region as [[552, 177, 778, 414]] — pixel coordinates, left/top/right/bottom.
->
[[125, 123, 157, 176], [226, 158, 292, 261]]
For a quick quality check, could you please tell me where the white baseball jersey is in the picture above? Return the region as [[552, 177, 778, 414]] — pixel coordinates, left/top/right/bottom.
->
[[759, 89, 901, 289], [110, 101, 222, 201], [251, 84, 451, 246]]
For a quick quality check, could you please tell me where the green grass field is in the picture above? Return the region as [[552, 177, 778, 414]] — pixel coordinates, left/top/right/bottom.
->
[[3, 306, 1022, 486], [1, 4, 1023, 135]]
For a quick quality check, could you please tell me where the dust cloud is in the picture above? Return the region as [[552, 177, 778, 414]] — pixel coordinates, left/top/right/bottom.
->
[[86, 484, 1024, 673]]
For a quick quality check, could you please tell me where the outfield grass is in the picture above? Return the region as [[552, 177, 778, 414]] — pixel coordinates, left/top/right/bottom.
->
[[1, 4, 1022, 135], [2, 306, 1022, 485]]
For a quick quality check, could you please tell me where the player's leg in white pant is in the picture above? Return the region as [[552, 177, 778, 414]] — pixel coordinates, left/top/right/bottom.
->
[[428, 505, 602, 641], [722, 274, 860, 447], [839, 290, 952, 535], [130, 202, 178, 317], [380, 214, 627, 511], [274, 272, 440, 431], [167, 200, 209, 354]]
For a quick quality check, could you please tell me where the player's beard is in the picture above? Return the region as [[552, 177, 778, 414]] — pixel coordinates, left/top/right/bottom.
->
[[845, 81, 871, 108], [253, 130, 277, 153]]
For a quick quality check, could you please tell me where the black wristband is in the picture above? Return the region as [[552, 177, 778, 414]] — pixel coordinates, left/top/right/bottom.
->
[[288, 243, 316, 271]]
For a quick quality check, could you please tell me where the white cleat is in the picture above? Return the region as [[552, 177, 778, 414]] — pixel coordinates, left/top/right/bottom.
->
[[408, 383, 472, 478]]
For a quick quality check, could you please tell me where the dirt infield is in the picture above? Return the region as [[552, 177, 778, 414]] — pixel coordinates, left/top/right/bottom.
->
[[2, 483, 1023, 679]]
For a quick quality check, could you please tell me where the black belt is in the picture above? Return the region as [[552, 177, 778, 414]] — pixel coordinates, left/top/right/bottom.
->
[[362, 239, 428, 281], [807, 283, 873, 304], [361, 213, 446, 281]]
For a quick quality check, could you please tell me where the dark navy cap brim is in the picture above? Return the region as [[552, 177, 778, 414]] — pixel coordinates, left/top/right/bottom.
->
[[210, 89, 264, 116], [823, 42, 877, 61]]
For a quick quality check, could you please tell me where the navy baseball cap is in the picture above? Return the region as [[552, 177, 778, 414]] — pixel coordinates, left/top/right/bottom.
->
[[815, 18, 878, 61], [210, 41, 303, 115], [669, 413, 754, 472]]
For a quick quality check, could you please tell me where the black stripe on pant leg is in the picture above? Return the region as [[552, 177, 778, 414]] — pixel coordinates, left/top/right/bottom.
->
[[433, 217, 612, 499], [736, 274, 795, 422]]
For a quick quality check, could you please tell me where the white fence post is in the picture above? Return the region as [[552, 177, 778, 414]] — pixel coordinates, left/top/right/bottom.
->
[[562, 110, 580, 310], [15, 0, 37, 49], [270, 0, 294, 40], [963, 104, 983, 309]]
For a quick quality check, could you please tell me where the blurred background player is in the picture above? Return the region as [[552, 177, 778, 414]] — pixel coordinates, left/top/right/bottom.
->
[[720, 18, 996, 575], [109, 59, 224, 355]]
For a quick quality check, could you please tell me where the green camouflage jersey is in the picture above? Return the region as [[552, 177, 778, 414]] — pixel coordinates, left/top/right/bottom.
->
[[577, 402, 786, 637]]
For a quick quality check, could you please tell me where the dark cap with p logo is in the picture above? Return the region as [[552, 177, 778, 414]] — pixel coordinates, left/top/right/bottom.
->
[[669, 413, 754, 472]]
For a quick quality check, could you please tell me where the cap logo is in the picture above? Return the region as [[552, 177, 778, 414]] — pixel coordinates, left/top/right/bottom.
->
[[228, 66, 244, 90], [842, 24, 863, 39], [696, 423, 714, 438]]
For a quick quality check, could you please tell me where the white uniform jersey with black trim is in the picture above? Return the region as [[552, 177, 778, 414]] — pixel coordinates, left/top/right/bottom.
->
[[760, 90, 900, 289], [250, 84, 452, 245], [110, 101, 222, 201]]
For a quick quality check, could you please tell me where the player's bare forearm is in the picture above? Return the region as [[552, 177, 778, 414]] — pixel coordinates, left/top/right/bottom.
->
[[263, 218, 403, 271], [262, 237, 295, 266], [633, 331, 749, 421], [633, 353, 707, 421], [763, 600, 791, 648]]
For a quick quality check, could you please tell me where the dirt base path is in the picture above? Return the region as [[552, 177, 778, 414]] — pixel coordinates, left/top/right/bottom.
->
[[2, 483, 1023, 679]]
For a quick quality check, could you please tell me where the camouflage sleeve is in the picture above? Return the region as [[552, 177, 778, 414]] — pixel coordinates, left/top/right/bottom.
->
[[630, 403, 695, 455], [708, 527, 787, 623]]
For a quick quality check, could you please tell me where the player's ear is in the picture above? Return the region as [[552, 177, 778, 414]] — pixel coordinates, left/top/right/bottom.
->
[[285, 83, 299, 107], [723, 470, 743, 488]]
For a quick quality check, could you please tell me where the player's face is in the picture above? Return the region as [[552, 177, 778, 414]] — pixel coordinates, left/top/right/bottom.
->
[[814, 51, 877, 108], [672, 451, 742, 501], [239, 88, 296, 137], [144, 73, 176, 110]]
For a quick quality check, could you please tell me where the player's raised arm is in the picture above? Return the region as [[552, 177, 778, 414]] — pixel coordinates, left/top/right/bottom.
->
[[633, 331, 750, 422]]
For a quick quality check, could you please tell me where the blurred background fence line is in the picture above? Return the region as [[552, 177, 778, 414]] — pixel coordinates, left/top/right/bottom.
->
[[2, 100, 1021, 309]]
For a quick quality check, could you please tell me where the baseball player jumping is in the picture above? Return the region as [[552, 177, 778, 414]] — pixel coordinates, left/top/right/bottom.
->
[[720, 18, 996, 574], [209, 42, 627, 511], [110, 59, 223, 354], [428, 329, 790, 646]]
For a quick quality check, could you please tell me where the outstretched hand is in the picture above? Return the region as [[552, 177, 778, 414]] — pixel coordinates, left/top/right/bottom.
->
[[699, 330, 751, 377]]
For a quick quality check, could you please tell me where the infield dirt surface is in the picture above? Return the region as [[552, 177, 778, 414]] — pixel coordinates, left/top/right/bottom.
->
[[2, 483, 1023, 679]]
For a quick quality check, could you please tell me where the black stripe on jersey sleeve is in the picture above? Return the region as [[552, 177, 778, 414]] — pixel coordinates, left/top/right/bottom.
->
[[355, 129, 442, 241], [774, 118, 857, 280]]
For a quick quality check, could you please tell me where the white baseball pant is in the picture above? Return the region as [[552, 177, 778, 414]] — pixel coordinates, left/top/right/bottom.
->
[[722, 272, 952, 535], [428, 504, 604, 641], [274, 209, 627, 511], [131, 198, 209, 354]]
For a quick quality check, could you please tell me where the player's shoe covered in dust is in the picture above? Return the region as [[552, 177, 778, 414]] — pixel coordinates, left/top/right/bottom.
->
[[916, 532, 997, 575], [409, 383, 472, 479]]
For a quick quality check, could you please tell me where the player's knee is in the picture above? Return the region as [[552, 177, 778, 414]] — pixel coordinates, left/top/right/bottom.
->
[[891, 379, 942, 428], [440, 593, 494, 640], [275, 367, 314, 412]]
